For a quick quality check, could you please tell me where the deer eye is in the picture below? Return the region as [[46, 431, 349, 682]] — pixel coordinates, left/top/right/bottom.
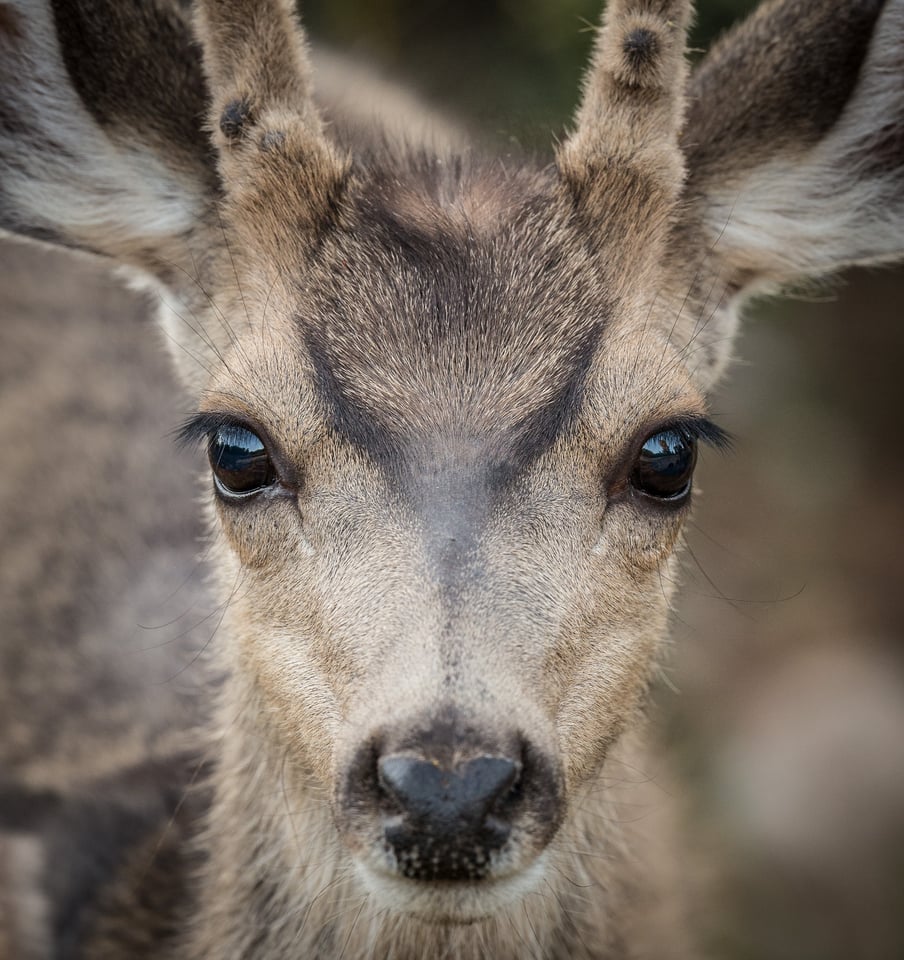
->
[[630, 428, 697, 502], [208, 424, 277, 498]]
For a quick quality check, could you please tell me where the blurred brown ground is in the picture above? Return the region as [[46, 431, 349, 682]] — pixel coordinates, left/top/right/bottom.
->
[[668, 270, 904, 960]]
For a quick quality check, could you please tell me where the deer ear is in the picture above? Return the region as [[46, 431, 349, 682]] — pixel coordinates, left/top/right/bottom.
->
[[671, 0, 904, 387], [0, 0, 346, 395], [0, 3, 216, 257], [0, 1, 228, 392]]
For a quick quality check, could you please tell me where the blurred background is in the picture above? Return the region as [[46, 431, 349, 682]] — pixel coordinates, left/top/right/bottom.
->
[[297, 1, 904, 957], [2, 1, 902, 957]]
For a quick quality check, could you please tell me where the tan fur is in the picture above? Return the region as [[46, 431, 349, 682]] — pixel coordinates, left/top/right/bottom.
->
[[558, 0, 691, 294], [1, 0, 902, 957]]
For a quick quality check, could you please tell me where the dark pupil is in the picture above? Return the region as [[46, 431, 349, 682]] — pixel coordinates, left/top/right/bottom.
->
[[209, 425, 274, 495], [632, 429, 696, 499]]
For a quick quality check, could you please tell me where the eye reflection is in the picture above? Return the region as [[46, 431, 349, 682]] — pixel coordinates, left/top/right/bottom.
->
[[630, 429, 697, 501], [208, 424, 277, 497]]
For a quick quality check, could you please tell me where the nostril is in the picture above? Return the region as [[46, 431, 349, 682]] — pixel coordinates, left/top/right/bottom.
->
[[463, 756, 520, 816], [340, 724, 563, 884], [376, 755, 410, 814]]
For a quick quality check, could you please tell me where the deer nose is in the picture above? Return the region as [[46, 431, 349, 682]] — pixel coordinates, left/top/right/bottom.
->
[[379, 754, 518, 832], [376, 753, 520, 881]]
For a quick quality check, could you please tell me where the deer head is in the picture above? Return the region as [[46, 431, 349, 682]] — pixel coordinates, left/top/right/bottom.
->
[[1, 0, 902, 940]]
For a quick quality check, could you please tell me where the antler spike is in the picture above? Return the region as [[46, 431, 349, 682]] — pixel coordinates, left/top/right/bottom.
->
[[558, 0, 693, 279], [196, 0, 320, 142], [194, 0, 349, 256]]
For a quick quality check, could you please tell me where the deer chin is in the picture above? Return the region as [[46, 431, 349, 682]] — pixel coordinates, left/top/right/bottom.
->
[[351, 853, 550, 924]]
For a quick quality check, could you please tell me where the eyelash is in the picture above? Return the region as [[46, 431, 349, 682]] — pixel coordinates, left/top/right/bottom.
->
[[175, 412, 253, 449], [653, 416, 733, 452], [177, 413, 732, 507], [605, 416, 731, 504]]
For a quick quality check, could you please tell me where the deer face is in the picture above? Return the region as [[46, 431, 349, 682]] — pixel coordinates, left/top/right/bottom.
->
[[178, 164, 725, 919], [5, 0, 901, 938]]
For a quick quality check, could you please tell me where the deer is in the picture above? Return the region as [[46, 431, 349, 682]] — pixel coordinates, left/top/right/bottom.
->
[[0, 0, 902, 956]]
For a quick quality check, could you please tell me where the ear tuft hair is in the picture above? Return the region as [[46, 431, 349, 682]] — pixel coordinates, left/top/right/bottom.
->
[[557, 1, 692, 290], [194, 0, 351, 260], [620, 25, 662, 82], [219, 98, 254, 142]]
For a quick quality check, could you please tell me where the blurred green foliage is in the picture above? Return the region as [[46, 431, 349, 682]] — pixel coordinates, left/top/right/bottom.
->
[[303, 0, 757, 146]]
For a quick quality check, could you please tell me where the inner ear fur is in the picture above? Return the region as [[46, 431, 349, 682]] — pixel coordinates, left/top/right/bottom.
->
[[0, 0, 231, 392], [664, 0, 904, 390], [0, 0, 347, 395]]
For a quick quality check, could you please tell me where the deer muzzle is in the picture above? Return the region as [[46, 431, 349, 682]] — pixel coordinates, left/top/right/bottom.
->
[[336, 708, 564, 908]]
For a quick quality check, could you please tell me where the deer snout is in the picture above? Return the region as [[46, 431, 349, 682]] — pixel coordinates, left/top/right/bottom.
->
[[339, 715, 564, 887], [377, 754, 518, 880]]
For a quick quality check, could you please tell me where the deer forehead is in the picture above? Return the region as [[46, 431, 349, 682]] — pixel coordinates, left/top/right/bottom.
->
[[206, 167, 705, 480]]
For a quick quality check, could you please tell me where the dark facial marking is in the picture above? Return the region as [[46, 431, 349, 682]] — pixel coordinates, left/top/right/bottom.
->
[[288, 158, 611, 604], [305, 329, 401, 470], [497, 321, 603, 489]]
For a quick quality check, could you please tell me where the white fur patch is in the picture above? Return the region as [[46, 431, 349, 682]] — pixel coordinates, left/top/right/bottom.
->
[[704, 0, 904, 284], [0, 0, 201, 256]]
